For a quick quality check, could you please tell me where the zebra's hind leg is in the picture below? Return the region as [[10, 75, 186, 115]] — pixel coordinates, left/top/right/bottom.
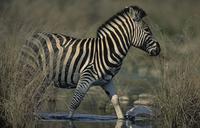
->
[[68, 77, 93, 118], [101, 81, 124, 119]]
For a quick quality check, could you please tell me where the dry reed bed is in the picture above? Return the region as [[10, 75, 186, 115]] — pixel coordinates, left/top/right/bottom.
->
[[0, 0, 200, 128]]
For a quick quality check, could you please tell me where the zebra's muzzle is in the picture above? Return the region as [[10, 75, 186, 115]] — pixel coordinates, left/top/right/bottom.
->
[[149, 42, 160, 56]]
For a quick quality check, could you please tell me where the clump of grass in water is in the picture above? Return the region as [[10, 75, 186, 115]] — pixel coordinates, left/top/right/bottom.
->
[[155, 56, 200, 128]]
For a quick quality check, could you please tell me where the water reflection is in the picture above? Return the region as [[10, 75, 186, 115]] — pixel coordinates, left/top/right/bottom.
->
[[37, 119, 153, 128], [37, 96, 154, 128]]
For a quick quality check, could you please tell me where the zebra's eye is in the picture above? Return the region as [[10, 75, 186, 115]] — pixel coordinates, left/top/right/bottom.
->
[[144, 27, 152, 34], [144, 27, 150, 32]]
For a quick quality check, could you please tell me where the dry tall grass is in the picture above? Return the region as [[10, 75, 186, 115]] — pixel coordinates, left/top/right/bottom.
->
[[0, 0, 200, 128], [155, 60, 200, 127], [0, 26, 46, 128], [154, 37, 200, 127]]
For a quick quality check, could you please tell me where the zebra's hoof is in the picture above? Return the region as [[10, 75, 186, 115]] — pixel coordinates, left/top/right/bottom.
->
[[68, 112, 74, 119]]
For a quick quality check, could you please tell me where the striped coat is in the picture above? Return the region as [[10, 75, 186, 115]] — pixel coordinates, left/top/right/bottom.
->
[[19, 5, 160, 119]]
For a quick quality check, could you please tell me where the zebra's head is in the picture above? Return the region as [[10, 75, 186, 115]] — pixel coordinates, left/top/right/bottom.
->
[[128, 6, 160, 56]]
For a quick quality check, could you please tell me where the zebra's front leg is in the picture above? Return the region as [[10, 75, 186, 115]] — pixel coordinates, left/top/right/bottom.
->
[[102, 81, 124, 119], [68, 79, 92, 118]]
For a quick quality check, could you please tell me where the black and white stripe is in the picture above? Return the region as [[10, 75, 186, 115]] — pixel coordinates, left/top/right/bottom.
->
[[19, 5, 160, 117]]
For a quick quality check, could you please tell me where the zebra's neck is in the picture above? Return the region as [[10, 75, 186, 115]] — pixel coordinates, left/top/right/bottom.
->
[[93, 10, 134, 79], [96, 9, 133, 63]]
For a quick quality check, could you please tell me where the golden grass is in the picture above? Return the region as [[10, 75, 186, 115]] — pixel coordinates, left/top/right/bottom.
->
[[154, 44, 200, 127], [0, 34, 45, 128], [0, 0, 200, 128]]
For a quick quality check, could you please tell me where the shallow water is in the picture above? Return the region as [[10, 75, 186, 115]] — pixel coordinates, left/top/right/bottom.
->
[[36, 113, 155, 128], [36, 90, 157, 128], [37, 120, 153, 128]]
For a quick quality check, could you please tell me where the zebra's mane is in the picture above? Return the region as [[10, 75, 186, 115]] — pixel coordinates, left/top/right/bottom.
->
[[97, 7, 129, 35], [97, 6, 146, 36]]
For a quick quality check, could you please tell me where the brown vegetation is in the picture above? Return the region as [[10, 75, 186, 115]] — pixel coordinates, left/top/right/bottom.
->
[[0, 0, 200, 128]]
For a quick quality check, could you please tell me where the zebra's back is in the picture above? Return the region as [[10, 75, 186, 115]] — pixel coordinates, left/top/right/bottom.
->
[[20, 32, 96, 88]]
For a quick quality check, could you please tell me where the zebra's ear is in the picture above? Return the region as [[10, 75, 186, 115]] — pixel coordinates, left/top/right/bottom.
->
[[128, 6, 146, 22]]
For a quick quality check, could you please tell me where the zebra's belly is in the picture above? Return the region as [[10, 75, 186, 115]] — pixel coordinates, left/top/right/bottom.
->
[[93, 74, 113, 85], [54, 81, 77, 89], [93, 79, 110, 85]]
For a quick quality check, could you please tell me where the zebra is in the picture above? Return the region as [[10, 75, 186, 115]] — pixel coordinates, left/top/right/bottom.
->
[[19, 6, 160, 119]]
